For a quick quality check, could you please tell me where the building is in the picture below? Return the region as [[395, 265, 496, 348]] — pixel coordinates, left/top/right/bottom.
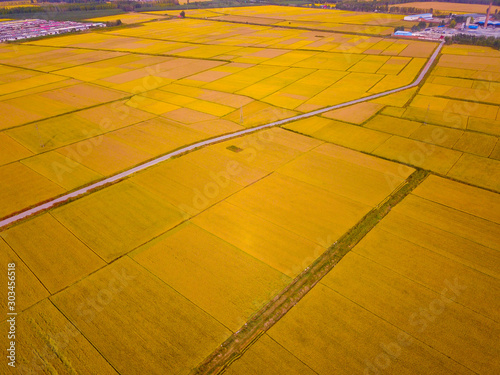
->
[[475, 19, 500, 28], [0, 19, 105, 43], [404, 13, 433, 21], [394, 30, 413, 36]]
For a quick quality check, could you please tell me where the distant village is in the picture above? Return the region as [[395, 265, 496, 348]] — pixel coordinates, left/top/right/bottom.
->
[[395, 3, 500, 40], [0, 19, 105, 42]]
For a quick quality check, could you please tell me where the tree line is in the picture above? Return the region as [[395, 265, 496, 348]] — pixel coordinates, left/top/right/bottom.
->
[[445, 33, 500, 49], [0, 3, 115, 15]]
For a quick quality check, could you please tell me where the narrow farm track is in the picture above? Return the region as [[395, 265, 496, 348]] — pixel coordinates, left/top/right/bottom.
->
[[0, 41, 444, 229]]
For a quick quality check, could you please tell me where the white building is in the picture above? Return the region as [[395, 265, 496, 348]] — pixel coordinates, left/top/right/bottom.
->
[[404, 13, 433, 21]]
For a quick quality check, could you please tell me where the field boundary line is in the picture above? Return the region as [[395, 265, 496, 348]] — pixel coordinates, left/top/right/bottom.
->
[[47, 298, 123, 375], [0, 42, 443, 229], [353, 228, 500, 293], [318, 281, 479, 374]]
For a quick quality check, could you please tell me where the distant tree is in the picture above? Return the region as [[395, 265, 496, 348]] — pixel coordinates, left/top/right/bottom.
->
[[449, 19, 456, 28], [106, 19, 122, 27], [394, 26, 404, 32], [417, 21, 427, 29], [180, 10, 185, 18]]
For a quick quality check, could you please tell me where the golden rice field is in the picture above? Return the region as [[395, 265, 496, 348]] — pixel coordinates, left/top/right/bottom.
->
[[1, 214, 105, 293], [2, 299, 119, 374], [224, 333, 317, 375], [0, 0, 31, 5], [394, 1, 500, 14], [284, 44, 500, 191], [0, 5, 33, 9], [227, 175, 500, 374], [51, 257, 232, 375], [0, 125, 419, 374], [1, 6, 499, 375]]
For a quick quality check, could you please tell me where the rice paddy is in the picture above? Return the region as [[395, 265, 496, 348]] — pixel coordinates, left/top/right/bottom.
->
[[0, 8, 438, 218], [234, 175, 500, 375], [1, 5, 499, 375], [51, 257, 232, 375], [1, 214, 105, 293], [131, 222, 290, 331]]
